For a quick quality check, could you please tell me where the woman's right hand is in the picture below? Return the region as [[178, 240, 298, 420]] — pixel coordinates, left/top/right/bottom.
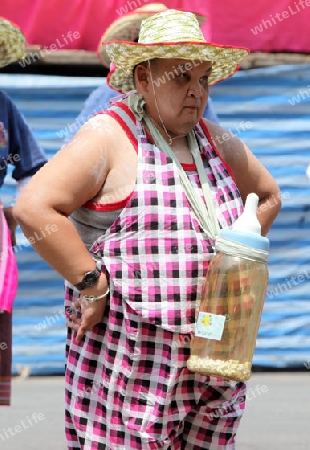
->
[[67, 275, 109, 343], [68, 295, 108, 343]]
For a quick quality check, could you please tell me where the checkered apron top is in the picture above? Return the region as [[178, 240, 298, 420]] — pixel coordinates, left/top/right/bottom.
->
[[89, 101, 244, 334], [65, 101, 246, 450]]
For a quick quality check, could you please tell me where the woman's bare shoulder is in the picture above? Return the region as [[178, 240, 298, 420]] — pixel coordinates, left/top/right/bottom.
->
[[201, 118, 246, 165], [66, 113, 122, 147]]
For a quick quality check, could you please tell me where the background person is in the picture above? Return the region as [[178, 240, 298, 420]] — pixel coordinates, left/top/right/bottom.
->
[[14, 9, 281, 449], [64, 3, 219, 144], [0, 17, 47, 406]]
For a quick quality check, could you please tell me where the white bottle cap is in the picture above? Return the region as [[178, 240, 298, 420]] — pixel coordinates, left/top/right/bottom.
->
[[220, 193, 269, 251], [231, 193, 261, 235]]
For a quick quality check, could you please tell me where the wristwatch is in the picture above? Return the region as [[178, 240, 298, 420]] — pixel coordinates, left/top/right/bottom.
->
[[74, 262, 101, 291]]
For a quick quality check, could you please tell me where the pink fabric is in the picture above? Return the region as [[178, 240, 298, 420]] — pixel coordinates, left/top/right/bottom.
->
[[64, 100, 245, 448], [0, 209, 18, 312], [1, 0, 309, 53]]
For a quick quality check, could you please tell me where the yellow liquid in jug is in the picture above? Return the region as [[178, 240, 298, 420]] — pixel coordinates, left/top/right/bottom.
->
[[188, 255, 268, 381]]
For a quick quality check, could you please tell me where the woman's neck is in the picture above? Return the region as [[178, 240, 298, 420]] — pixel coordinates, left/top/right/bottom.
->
[[148, 115, 188, 145], [146, 116, 194, 164]]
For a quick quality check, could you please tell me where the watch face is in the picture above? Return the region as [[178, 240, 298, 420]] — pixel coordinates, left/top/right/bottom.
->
[[84, 271, 100, 286], [74, 265, 101, 291]]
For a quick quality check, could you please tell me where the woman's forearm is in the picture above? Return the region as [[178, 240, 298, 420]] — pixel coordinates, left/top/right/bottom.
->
[[13, 205, 98, 286]]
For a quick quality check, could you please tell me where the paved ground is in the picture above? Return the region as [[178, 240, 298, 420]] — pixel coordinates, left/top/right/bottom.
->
[[0, 372, 309, 449]]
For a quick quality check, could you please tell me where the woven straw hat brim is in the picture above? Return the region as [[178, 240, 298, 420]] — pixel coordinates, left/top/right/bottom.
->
[[0, 18, 26, 69], [97, 7, 206, 67], [105, 41, 249, 93]]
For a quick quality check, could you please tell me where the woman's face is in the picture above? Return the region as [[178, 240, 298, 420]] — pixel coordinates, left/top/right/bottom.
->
[[136, 58, 212, 138]]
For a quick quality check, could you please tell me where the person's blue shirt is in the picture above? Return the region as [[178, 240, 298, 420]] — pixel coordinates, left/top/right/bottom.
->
[[0, 90, 47, 188], [64, 81, 220, 143]]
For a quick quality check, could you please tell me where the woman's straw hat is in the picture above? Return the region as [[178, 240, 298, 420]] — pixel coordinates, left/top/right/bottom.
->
[[104, 9, 249, 93], [97, 3, 206, 68], [0, 17, 26, 69]]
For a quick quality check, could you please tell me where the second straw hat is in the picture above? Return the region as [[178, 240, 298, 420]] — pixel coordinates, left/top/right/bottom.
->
[[0, 17, 26, 69]]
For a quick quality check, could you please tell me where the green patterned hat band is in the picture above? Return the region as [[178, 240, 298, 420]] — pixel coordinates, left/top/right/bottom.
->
[[97, 5, 206, 67], [0, 17, 26, 69]]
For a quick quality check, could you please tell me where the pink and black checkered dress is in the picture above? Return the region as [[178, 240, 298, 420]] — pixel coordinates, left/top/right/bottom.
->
[[65, 101, 246, 449]]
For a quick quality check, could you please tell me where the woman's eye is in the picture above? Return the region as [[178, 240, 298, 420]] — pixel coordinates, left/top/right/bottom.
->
[[200, 76, 209, 88], [175, 72, 188, 80]]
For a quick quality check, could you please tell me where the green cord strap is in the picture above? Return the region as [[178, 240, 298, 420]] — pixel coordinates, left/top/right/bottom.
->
[[128, 92, 220, 240], [142, 114, 220, 240]]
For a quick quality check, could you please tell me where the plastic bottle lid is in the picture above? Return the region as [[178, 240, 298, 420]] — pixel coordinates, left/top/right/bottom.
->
[[220, 193, 269, 251]]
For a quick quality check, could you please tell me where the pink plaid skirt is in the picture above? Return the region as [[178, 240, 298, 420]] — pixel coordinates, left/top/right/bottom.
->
[[65, 289, 246, 449]]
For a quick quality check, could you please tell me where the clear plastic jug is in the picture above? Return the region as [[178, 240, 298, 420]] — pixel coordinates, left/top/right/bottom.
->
[[187, 194, 269, 381]]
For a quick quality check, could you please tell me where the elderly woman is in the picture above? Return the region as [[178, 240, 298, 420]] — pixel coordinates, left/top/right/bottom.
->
[[14, 9, 281, 450]]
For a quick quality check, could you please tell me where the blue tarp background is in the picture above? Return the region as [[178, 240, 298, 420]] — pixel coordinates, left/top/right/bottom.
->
[[2, 64, 310, 375]]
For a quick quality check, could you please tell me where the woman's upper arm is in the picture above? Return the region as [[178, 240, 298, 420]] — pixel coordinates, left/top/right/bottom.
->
[[19, 114, 116, 216], [223, 136, 280, 204]]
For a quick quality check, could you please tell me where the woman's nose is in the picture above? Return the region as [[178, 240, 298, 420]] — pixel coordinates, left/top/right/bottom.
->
[[187, 84, 203, 98]]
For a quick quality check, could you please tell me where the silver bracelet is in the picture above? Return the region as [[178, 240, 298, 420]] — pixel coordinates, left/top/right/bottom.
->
[[81, 287, 110, 302]]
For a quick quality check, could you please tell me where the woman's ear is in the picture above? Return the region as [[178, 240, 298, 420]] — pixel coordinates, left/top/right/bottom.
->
[[134, 63, 150, 92]]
